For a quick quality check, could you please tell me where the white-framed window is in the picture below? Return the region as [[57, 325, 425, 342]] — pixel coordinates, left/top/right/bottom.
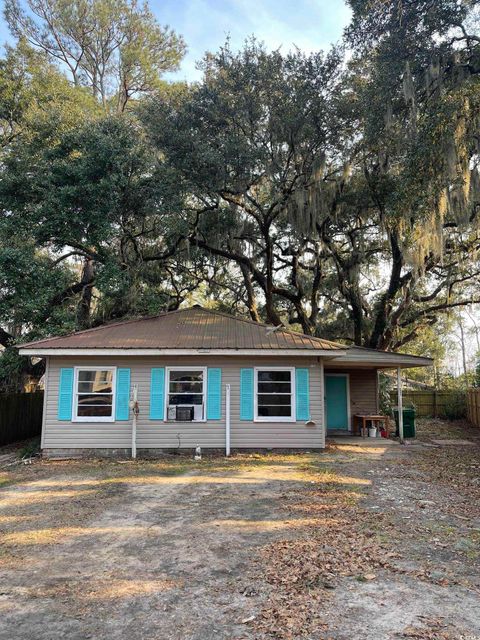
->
[[73, 367, 116, 422], [165, 367, 206, 422], [254, 367, 296, 422]]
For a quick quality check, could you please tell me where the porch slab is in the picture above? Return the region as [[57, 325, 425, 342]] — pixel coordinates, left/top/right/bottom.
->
[[430, 439, 477, 447], [327, 436, 399, 447]]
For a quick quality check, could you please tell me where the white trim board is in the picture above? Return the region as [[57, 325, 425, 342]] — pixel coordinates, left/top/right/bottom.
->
[[253, 366, 296, 423], [72, 366, 117, 423], [40, 357, 49, 449]]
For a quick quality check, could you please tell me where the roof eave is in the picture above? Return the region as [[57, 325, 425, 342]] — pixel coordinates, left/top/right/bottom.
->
[[330, 355, 433, 368], [18, 347, 348, 357], [379, 360, 434, 369]]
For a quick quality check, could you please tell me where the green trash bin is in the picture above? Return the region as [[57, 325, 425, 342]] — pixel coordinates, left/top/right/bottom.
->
[[393, 406, 416, 438]]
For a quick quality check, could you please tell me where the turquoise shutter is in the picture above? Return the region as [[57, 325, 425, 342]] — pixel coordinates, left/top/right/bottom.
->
[[240, 368, 254, 420], [150, 368, 165, 420], [58, 368, 74, 421], [295, 368, 310, 421], [115, 368, 131, 421], [206, 368, 222, 420]]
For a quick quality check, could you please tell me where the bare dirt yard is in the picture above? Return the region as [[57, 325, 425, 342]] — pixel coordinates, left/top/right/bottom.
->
[[0, 419, 479, 640]]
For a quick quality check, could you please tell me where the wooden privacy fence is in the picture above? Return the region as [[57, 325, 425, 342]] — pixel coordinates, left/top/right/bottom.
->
[[467, 388, 480, 427], [389, 390, 466, 419], [0, 392, 44, 447]]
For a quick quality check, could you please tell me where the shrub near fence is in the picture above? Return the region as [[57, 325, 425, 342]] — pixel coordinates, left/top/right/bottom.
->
[[467, 388, 480, 428], [389, 390, 467, 419], [0, 392, 44, 447]]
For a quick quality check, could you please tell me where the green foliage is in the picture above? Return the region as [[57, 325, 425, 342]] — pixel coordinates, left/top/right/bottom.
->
[[18, 437, 41, 459], [4, 0, 186, 111], [0, 348, 30, 392], [0, 241, 76, 331], [378, 373, 394, 415], [475, 355, 480, 387], [3, 116, 152, 248], [346, 0, 480, 261], [0, 40, 98, 151], [144, 38, 343, 198], [443, 391, 467, 420], [141, 39, 348, 330], [346, 1, 472, 60]]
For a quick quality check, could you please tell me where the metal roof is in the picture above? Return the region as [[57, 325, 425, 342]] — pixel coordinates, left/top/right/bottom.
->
[[17, 307, 434, 368], [18, 306, 345, 352]]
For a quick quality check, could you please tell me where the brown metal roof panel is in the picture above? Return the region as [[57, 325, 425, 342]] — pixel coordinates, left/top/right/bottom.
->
[[18, 306, 347, 351], [276, 331, 289, 348]]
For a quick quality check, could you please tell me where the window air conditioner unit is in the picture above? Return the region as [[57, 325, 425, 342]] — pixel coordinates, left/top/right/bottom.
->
[[176, 406, 195, 422]]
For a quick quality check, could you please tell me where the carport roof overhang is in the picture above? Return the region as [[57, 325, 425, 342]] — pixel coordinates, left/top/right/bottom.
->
[[323, 346, 433, 369]]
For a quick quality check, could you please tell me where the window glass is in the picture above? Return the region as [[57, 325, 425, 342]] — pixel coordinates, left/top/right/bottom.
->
[[256, 369, 293, 420], [258, 405, 292, 418], [169, 371, 203, 382], [169, 394, 203, 405], [78, 370, 113, 393], [75, 369, 114, 420], [257, 394, 291, 405]]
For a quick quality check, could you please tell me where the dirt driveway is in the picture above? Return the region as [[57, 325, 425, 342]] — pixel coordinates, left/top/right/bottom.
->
[[0, 420, 479, 640]]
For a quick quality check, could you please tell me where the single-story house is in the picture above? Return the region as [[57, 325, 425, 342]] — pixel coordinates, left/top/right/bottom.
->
[[18, 306, 433, 455]]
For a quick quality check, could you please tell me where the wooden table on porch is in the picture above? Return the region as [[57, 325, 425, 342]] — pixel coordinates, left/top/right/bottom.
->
[[353, 414, 391, 439]]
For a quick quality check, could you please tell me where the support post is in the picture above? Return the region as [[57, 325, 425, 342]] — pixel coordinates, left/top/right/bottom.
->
[[320, 358, 325, 438], [397, 367, 404, 444], [225, 383, 231, 457]]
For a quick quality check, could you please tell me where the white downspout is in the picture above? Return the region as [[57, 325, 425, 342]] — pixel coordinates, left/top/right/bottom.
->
[[397, 367, 404, 444], [131, 384, 139, 459], [320, 358, 325, 445], [40, 356, 49, 450], [225, 383, 231, 457]]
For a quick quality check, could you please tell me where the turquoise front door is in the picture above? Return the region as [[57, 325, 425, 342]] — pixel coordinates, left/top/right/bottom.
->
[[325, 375, 349, 430]]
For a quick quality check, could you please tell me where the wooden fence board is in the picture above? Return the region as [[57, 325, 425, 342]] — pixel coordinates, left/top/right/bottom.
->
[[467, 389, 480, 428], [389, 390, 466, 418], [0, 392, 44, 447]]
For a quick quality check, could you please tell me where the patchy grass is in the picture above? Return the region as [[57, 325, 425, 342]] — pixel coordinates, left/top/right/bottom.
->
[[416, 417, 480, 441], [17, 437, 41, 459]]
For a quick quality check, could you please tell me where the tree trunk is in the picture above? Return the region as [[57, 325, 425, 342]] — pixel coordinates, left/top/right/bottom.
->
[[240, 264, 261, 322], [76, 258, 95, 329], [458, 317, 469, 387], [264, 231, 282, 326], [368, 230, 404, 349]]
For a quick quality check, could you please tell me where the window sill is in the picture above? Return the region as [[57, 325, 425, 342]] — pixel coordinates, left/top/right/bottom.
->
[[72, 417, 116, 423], [165, 419, 207, 423], [254, 417, 296, 423]]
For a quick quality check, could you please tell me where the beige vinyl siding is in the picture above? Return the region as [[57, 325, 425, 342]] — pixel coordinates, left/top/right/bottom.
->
[[324, 367, 379, 427], [348, 369, 379, 416], [43, 356, 325, 450]]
